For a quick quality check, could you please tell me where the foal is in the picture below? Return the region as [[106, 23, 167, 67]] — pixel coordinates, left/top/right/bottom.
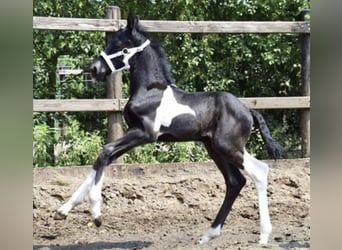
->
[[55, 14, 282, 245]]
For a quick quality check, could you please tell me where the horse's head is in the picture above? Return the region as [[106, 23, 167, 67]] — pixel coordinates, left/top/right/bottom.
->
[[90, 14, 150, 82]]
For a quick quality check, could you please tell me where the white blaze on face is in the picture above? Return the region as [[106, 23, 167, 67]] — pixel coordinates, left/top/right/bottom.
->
[[153, 86, 196, 132]]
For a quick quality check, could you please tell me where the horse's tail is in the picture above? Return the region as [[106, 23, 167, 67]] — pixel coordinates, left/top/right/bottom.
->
[[250, 109, 283, 159]]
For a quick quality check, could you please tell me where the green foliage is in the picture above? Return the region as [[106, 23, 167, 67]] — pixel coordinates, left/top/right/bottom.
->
[[33, 122, 54, 167], [247, 110, 302, 159], [124, 141, 209, 164], [53, 118, 103, 166], [33, 117, 104, 167], [33, 0, 310, 166]]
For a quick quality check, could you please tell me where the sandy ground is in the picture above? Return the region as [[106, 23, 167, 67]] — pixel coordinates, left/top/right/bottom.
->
[[33, 159, 310, 250]]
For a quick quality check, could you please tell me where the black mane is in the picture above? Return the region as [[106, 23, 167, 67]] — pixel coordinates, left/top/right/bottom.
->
[[135, 24, 175, 86], [149, 39, 176, 86]]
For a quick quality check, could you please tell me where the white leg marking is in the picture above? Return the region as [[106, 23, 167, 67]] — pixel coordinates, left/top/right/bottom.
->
[[154, 86, 196, 132], [243, 149, 272, 244], [199, 224, 222, 244], [89, 171, 104, 219], [57, 169, 96, 216]]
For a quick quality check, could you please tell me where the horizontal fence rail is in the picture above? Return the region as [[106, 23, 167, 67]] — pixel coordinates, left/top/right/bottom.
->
[[33, 16, 310, 34], [33, 96, 310, 112]]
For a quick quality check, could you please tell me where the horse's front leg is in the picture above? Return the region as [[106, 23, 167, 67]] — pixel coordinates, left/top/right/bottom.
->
[[54, 128, 156, 225]]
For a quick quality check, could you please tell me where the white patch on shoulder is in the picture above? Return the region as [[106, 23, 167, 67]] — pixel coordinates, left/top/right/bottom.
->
[[154, 86, 196, 132]]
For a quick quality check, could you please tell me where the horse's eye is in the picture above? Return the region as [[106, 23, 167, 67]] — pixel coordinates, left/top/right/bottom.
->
[[122, 48, 129, 54]]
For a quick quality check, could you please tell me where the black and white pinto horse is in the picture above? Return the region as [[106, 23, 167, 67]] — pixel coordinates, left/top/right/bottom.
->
[[55, 15, 282, 245]]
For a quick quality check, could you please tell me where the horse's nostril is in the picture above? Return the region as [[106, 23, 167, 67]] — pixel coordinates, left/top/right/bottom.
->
[[89, 60, 107, 82], [91, 65, 97, 75], [90, 60, 104, 77], [90, 61, 100, 77]]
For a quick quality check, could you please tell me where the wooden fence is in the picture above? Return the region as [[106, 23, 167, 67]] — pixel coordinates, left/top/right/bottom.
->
[[33, 6, 310, 158]]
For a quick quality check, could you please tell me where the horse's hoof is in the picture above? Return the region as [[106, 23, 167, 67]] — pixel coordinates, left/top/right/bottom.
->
[[198, 234, 213, 244], [259, 234, 270, 245], [93, 216, 102, 227], [198, 225, 221, 244], [54, 211, 67, 220], [198, 237, 207, 245]]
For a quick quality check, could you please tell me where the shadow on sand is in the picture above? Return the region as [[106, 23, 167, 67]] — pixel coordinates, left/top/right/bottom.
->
[[279, 240, 310, 249], [33, 240, 153, 250]]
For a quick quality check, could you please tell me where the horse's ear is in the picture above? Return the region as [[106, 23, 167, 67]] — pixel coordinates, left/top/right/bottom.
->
[[127, 13, 139, 31]]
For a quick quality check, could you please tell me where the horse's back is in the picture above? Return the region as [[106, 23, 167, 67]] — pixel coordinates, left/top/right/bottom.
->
[[181, 90, 251, 122]]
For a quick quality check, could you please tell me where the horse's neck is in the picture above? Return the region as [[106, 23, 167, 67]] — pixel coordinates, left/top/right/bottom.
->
[[129, 49, 171, 95]]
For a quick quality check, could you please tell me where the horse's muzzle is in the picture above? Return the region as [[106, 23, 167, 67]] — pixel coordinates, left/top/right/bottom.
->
[[89, 58, 109, 82]]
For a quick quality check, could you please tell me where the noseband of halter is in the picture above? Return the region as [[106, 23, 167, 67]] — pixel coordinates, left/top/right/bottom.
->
[[100, 39, 151, 73]]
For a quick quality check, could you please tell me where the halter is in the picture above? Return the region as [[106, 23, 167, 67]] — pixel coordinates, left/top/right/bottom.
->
[[100, 39, 151, 73]]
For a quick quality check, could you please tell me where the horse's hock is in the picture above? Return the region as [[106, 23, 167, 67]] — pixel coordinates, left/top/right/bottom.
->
[[33, 159, 310, 249]]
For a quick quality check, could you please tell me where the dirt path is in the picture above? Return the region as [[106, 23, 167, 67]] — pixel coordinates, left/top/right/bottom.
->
[[33, 159, 310, 250]]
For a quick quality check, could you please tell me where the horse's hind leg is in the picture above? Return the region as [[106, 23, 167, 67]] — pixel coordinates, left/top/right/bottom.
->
[[243, 149, 272, 244], [199, 143, 246, 244]]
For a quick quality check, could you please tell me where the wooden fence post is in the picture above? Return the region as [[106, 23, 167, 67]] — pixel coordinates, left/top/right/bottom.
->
[[105, 6, 124, 163], [300, 9, 310, 158]]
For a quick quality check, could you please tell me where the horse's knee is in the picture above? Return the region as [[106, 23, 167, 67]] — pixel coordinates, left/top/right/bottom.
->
[[94, 144, 114, 169], [102, 144, 115, 157]]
